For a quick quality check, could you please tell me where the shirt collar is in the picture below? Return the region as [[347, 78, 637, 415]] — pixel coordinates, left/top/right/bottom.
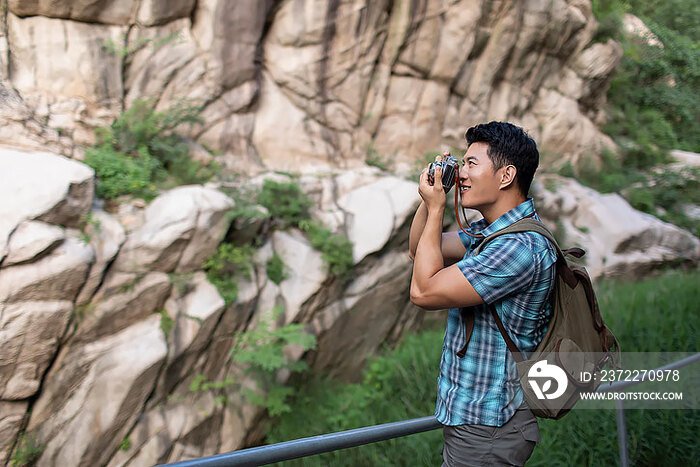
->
[[469, 198, 536, 237]]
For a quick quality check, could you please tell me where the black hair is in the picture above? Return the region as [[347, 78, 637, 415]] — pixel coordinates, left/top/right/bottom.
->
[[465, 121, 539, 197]]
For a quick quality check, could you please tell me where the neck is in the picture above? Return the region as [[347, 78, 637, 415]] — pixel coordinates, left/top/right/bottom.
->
[[481, 193, 527, 225]]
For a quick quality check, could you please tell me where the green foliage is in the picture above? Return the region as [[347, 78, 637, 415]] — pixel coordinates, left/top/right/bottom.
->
[[266, 253, 288, 285], [103, 32, 184, 60], [202, 244, 254, 304], [85, 99, 216, 200], [231, 307, 316, 416], [188, 306, 317, 416], [78, 212, 102, 244], [257, 180, 314, 228], [119, 437, 132, 452], [267, 270, 699, 466], [591, 0, 699, 157], [226, 185, 269, 224], [590, 0, 626, 42], [365, 143, 393, 171], [158, 309, 175, 337], [299, 220, 354, 277], [9, 433, 44, 467]]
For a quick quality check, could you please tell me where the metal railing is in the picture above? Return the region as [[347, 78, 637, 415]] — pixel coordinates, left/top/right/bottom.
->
[[162, 353, 699, 467]]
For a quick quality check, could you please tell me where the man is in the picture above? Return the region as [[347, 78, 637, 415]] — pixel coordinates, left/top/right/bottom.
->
[[408, 121, 556, 466]]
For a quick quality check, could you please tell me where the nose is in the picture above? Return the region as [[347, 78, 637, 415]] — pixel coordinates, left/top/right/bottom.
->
[[459, 163, 468, 182]]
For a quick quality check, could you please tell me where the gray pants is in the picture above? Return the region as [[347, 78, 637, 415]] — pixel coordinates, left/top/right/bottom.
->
[[441, 404, 540, 467]]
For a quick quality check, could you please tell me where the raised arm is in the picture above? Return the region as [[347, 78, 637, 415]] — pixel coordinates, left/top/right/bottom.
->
[[408, 201, 467, 266]]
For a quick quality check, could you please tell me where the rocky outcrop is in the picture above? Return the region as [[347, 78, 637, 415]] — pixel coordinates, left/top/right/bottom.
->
[[2, 147, 697, 465], [1, 0, 621, 170], [533, 175, 700, 278]]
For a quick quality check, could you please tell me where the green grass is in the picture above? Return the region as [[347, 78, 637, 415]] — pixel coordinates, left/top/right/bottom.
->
[[265, 269, 700, 466]]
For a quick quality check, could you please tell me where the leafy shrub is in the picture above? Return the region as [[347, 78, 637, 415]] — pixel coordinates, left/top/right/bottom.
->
[[299, 220, 354, 277], [231, 308, 316, 416], [191, 306, 317, 416], [591, 0, 626, 42], [202, 244, 254, 304], [85, 99, 216, 200], [85, 144, 159, 199], [266, 253, 288, 285], [593, 0, 699, 157], [257, 180, 314, 228]]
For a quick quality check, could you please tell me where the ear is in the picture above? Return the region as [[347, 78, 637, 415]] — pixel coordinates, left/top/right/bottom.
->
[[498, 165, 517, 190]]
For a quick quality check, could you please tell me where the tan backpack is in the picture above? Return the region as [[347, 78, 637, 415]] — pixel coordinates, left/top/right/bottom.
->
[[474, 218, 619, 419]]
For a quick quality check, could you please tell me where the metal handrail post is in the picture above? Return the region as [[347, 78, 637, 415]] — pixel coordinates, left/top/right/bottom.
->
[[615, 399, 629, 467]]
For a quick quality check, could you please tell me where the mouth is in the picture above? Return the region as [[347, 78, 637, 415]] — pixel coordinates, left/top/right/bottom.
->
[[460, 185, 471, 193]]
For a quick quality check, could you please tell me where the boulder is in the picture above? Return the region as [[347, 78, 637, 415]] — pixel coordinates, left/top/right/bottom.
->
[[8, 0, 136, 24], [28, 315, 167, 467], [338, 176, 420, 262], [0, 301, 73, 399], [0, 237, 94, 305], [0, 148, 94, 263], [534, 176, 700, 278], [3, 221, 65, 267], [110, 186, 233, 274]]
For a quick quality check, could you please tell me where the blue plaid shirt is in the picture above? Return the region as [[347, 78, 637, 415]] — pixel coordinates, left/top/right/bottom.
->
[[435, 198, 556, 427]]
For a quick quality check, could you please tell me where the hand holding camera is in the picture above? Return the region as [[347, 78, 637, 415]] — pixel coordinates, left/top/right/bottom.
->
[[428, 151, 458, 193]]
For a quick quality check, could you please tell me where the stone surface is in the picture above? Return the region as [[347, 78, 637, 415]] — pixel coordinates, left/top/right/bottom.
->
[[8, 0, 137, 24], [75, 272, 171, 342], [3, 221, 65, 266], [3, 0, 627, 170], [0, 401, 27, 466], [105, 391, 219, 467], [0, 237, 94, 305], [28, 315, 167, 467], [157, 272, 226, 395], [310, 250, 416, 380], [8, 13, 124, 105], [111, 186, 233, 274], [273, 230, 328, 325], [533, 176, 700, 278], [338, 176, 420, 262], [0, 148, 94, 262], [75, 211, 127, 305], [0, 301, 73, 399]]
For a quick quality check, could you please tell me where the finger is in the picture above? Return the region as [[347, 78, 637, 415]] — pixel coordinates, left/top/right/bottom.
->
[[434, 165, 443, 190]]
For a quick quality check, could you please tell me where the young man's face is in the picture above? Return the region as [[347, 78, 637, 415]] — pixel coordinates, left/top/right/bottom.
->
[[458, 142, 504, 210]]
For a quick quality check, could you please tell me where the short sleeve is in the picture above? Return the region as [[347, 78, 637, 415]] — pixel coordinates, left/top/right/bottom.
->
[[456, 235, 536, 304], [457, 230, 476, 250]]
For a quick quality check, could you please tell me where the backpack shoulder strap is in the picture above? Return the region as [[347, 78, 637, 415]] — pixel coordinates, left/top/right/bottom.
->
[[473, 217, 575, 361], [474, 218, 564, 259]]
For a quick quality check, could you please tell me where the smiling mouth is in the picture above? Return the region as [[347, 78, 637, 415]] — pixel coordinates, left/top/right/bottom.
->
[[460, 185, 471, 192]]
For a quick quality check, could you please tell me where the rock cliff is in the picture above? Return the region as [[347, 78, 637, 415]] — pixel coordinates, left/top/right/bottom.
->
[[1, 148, 697, 465], [1, 0, 620, 171], [0, 1, 696, 465]]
